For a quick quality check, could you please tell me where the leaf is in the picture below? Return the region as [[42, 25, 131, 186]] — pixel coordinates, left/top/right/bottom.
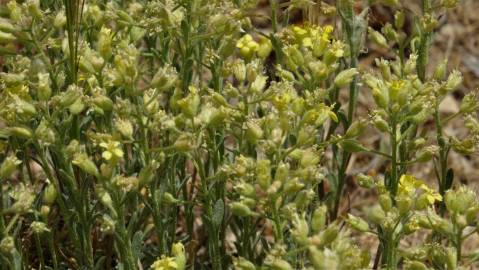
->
[[212, 199, 224, 228], [132, 231, 145, 261]]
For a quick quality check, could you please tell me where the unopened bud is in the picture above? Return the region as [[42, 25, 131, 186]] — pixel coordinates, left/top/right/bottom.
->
[[334, 68, 358, 88], [0, 155, 21, 179], [347, 214, 369, 232], [72, 153, 99, 177]]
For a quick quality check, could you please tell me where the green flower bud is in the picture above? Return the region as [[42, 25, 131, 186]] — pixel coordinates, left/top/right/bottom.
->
[[0, 30, 15, 44], [30, 221, 50, 234], [138, 160, 160, 186], [72, 153, 99, 177], [9, 126, 33, 139], [415, 145, 439, 163], [345, 119, 367, 138], [14, 97, 37, 119], [357, 174, 375, 188], [234, 257, 256, 270], [37, 73, 51, 101], [366, 205, 386, 225], [245, 120, 263, 144], [283, 178, 304, 195], [396, 195, 412, 215], [54, 10, 67, 28], [372, 115, 389, 132], [0, 155, 21, 179], [371, 87, 389, 109], [368, 27, 388, 48], [250, 75, 267, 93], [97, 27, 113, 59], [92, 95, 114, 114], [69, 98, 85, 115], [434, 59, 448, 81], [347, 214, 369, 232], [445, 186, 477, 214], [35, 120, 56, 146], [319, 225, 339, 246], [26, 0, 42, 19], [379, 193, 393, 212], [339, 139, 368, 153], [115, 118, 134, 139], [465, 206, 479, 225], [404, 260, 428, 270], [0, 236, 15, 254], [446, 247, 457, 270], [382, 23, 398, 43], [172, 242, 186, 270], [230, 202, 255, 217], [334, 68, 358, 88], [445, 70, 463, 93], [162, 192, 180, 205], [376, 58, 392, 81], [271, 259, 293, 270], [173, 134, 193, 152], [394, 10, 405, 29], [257, 36, 272, 59], [460, 93, 479, 113], [100, 215, 115, 234], [43, 182, 57, 205], [311, 205, 327, 233], [151, 65, 178, 91], [256, 159, 271, 190]]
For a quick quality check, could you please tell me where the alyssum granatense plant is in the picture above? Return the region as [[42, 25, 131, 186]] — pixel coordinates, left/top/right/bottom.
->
[[0, 0, 479, 269]]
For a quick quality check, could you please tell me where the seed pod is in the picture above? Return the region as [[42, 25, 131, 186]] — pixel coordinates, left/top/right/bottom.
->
[[345, 119, 367, 138], [319, 226, 339, 246], [311, 205, 327, 233], [283, 178, 304, 195]]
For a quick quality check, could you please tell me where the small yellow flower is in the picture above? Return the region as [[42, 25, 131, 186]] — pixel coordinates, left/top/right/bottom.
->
[[99, 140, 124, 161], [150, 255, 178, 270], [236, 34, 259, 59]]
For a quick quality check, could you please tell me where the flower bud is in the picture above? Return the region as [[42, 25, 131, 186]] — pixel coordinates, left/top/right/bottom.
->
[[334, 68, 358, 88], [9, 126, 33, 139], [138, 160, 160, 186], [319, 226, 339, 246], [345, 119, 367, 138], [460, 93, 479, 113], [271, 259, 293, 270], [115, 118, 134, 139], [256, 159, 271, 190], [43, 182, 57, 205], [173, 134, 193, 152], [339, 139, 368, 153], [446, 247, 457, 270], [368, 27, 388, 48], [283, 178, 304, 195], [394, 10, 405, 29], [434, 59, 448, 81], [0, 155, 21, 179], [162, 192, 180, 205], [0, 30, 15, 44], [35, 120, 56, 146], [245, 121, 263, 144], [445, 186, 477, 214], [366, 205, 386, 225], [40, 205, 50, 218], [30, 221, 50, 234], [0, 236, 15, 254], [444, 70, 463, 93], [100, 215, 115, 234], [379, 193, 393, 212], [92, 95, 114, 114], [396, 195, 412, 215], [311, 205, 327, 233], [172, 242, 186, 270], [151, 65, 178, 91], [97, 27, 113, 59], [37, 73, 51, 101], [230, 202, 255, 217], [72, 153, 99, 177], [356, 174, 375, 188], [347, 214, 369, 232], [234, 257, 256, 270]]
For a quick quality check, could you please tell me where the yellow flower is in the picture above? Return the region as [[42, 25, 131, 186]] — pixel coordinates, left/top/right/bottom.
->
[[422, 186, 443, 204], [150, 255, 178, 270], [398, 175, 426, 196], [99, 140, 124, 161], [236, 34, 259, 59]]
